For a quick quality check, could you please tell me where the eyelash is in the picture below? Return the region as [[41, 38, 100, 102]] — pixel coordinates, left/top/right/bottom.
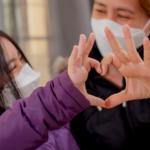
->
[[118, 15, 130, 19], [96, 9, 106, 13], [9, 66, 16, 73], [9, 55, 23, 73], [96, 9, 130, 19]]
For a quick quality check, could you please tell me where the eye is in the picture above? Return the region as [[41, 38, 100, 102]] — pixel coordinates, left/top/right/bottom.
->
[[96, 9, 106, 14], [118, 15, 130, 19], [9, 66, 16, 73]]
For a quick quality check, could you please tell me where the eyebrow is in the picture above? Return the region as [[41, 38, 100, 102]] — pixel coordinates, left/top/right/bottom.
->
[[94, 2, 135, 14], [116, 8, 135, 14], [94, 2, 106, 7], [7, 51, 20, 67]]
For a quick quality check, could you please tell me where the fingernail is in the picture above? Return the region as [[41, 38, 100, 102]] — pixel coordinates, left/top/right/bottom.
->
[[105, 27, 113, 40], [102, 66, 105, 75], [105, 100, 110, 109], [123, 25, 132, 39], [91, 32, 95, 38], [123, 24, 129, 32], [105, 26, 109, 32], [145, 37, 149, 43], [90, 33, 95, 43], [98, 66, 102, 74]]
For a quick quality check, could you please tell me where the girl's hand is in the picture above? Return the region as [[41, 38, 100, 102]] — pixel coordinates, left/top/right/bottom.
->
[[68, 33, 105, 107]]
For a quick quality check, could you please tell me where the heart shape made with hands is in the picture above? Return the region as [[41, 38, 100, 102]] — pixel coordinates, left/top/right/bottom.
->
[[68, 25, 150, 109]]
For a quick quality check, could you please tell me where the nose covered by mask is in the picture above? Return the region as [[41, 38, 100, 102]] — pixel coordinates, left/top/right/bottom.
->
[[91, 18, 150, 57], [3, 63, 41, 109]]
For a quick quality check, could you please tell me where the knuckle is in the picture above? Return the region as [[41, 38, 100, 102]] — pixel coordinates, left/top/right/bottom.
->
[[114, 50, 122, 56], [144, 55, 150, 61], [127, 50, 135, 56], [107, 53, 113, 57]]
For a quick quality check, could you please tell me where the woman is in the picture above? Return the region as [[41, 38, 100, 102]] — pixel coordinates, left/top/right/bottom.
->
[[0, 31, 105, 149], [70, 0, 150, 149]]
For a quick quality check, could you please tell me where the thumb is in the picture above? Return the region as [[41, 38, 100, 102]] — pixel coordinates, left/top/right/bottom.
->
[[86, 94, 106, 108], [105, 90, 131, 108], [88, 58, 101, 74]]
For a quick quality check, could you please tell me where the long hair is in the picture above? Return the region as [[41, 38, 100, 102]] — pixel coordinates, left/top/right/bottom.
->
[[0, 30, 31, 115]]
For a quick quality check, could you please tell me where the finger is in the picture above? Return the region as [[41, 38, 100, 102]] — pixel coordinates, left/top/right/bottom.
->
[[105, 90, 131, 109], [86, 58, 101, 74], [105, 27, 130, 64], [78, 34, 87, 57], [76, 57, 82, 68], [143, 38, 150, 67], [77, 34, 87, 67], [87, 94, 106, 107], [100, 53, 121, 75], [68, 45, 78, 74], [83, 33, 95, 66], [123, 25, 142, 63]]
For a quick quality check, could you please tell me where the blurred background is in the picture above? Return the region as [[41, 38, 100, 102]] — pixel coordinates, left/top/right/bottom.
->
[[0, 0, 92, 86]]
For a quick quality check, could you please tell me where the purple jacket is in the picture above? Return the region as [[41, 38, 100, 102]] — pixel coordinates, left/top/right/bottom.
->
[[0, 71, 90, 150], [37, 123, 80, 150]]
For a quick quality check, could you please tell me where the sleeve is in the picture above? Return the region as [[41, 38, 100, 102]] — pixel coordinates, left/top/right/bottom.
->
[[0, 71, 90, 150]]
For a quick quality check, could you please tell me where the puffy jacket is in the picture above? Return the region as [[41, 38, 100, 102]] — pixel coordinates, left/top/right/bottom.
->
[[0, 71, 90, 150]]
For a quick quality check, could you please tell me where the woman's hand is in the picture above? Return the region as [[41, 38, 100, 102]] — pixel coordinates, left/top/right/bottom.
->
[[68, 33, 105, 107], [101, 25, 150, 108]]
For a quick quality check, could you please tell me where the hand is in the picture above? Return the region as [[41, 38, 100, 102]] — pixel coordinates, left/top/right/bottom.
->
[[101, 25, 150, 108], [68, 33, 105, 107]]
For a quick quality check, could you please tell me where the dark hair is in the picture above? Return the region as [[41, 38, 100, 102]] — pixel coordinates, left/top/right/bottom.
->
[[0, 30, 31, 115]]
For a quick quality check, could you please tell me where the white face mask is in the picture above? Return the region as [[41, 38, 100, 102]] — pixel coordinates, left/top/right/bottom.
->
[[91, 18, 150, 57], [2, 63, 41, 109]]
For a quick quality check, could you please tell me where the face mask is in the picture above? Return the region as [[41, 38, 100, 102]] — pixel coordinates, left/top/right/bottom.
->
[[91, 18, 150, 57], [2, 63, 41, 109]]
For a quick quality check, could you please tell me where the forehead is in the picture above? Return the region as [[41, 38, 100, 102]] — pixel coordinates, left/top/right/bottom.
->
[[0, 37, 19, 62], [94, 0, 140, 11]]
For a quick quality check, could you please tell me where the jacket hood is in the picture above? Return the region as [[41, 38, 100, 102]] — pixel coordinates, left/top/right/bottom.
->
[[52, 56, 68, 77]]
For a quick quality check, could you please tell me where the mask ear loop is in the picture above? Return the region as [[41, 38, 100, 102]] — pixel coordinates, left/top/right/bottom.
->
[[143, 19, 150, 36]]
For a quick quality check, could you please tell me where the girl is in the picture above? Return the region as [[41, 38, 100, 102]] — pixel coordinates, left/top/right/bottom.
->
[[0, 31, 105, 149]]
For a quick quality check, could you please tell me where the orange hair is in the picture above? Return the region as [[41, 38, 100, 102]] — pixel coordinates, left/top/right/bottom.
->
[[138, 0, 150, 17]]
